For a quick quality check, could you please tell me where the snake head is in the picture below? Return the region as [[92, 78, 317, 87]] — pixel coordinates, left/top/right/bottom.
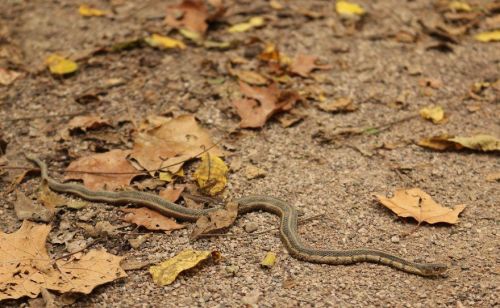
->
[[420, 263, 448, 276]]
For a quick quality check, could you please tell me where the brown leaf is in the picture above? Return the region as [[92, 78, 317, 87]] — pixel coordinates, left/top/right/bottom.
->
[[0, 221, 127, 301], [131, 115, 223, 174], [14, 190, 54, 222], [375, 188, 466, 224], [318, 97, 357, 113], [159, 184, 186, 202], [122, 207, 185, 231], [289, 54, 332, 77], [65, 149, 138, 190], [67, 115, 111, 132], [190, 201, 238, 239], [233, 82, 300, 128], [165, 0, 224, 36], [0, 67, 22, 85], [418, 134, 500, 152]]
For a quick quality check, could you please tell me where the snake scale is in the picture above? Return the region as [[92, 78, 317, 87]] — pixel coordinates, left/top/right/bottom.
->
[[27, 155, 447, 277]]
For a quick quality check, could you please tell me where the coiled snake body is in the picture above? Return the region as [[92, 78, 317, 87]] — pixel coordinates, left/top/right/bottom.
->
[[27, 156, 447, 277]]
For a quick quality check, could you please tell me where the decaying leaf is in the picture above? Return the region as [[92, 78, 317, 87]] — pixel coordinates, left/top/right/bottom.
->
[[79, 4, 108, 17], [65, 149, 138, 190], [233, 70, 268, 85], [318, 97, 357, 113], [190, 201, 238, 239], [14, 190, 54, 222], [0, 68, 22, 86], [0, 221, 127, 301], [232, 82, 300, 128], [375, 188, 465, 224], [228, 16, 265, 33], [336, 1, 365, 16], [145, 34, 186, 49], [122, 207, 185, 231], [39, 181, 87, 210], [67, 115, 111, 132], [418, 134, 500, 152], [474, 30, 500, 42], [159, 184, 186, 202], [131, 115, 223, 174], [419, 105, 445, 124], [149, 249, 212, 286], [45, 54, 78, 75], [193, 153, 228, 195], [289, 54, 332, 78], [261, 252, 277, 268]]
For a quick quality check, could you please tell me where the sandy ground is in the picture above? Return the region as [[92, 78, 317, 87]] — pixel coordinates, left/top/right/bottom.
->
[[1, 0, 499, 307]]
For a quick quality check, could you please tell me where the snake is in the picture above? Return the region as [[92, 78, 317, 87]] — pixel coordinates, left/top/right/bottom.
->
[[26, 155, 448, 277]]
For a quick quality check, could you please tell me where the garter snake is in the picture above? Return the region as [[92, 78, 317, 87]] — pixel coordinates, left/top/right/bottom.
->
[[26, 155, 447, 277]]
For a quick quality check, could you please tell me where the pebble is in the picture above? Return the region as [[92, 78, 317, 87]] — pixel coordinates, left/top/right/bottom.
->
[[391, 235, 400, 243], [244, 222, 258, 233]]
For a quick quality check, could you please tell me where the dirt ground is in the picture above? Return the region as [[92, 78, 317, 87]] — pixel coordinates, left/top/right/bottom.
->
[[1, 0, 499, 307]]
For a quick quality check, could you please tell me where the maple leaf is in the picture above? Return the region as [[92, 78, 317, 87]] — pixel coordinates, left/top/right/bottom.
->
[[65, 149, 138, 190], [0, 221, 126, 301], [232, 82, 300, 128], [375, 188, 466, 224]]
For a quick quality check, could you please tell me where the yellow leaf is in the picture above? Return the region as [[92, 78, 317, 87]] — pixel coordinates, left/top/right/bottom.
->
[[79, 4, 107, 17], [448, 1, 471, 12], [45, 54, 78, 75], [193, 153, 228, 195], [261, 252, 277, 268], [159, 172, 173, 182], [336, 1, 365, 16], [474, 30, 500, 42], [149, 249, 211, 286], [179, 28, 203, 42], [145, 34, 186, 49], [449, 134, 500, 152], [419, 105, 445, 124], [228, 16, 265, 33], [375, 188, 466, 224]]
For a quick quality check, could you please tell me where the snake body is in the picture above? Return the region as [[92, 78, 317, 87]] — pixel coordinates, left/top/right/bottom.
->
[[27, 156, 447, 277]]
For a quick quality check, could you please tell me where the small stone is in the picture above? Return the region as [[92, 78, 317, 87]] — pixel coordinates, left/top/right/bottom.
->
[[241, 290, 260, 307], [244, 222, 258, 233], [225, 265, 239, 276], [391, 235, 400, 243], [464, 222, 472, 228]]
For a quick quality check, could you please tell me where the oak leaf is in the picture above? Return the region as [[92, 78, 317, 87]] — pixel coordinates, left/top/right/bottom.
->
[[0, 221, 126, 301], [65, 149, 138, 190], [375, 188, 466, 224], [122, 207, 185, 231], [289, 54, 332, 78]]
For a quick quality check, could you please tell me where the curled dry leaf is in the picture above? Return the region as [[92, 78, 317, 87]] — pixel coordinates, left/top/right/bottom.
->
[[65, 149, 138, 191], [149, 249, 212, 286], [67, 115, 111, 132], [418, 134, 500, 152], [0, 221, 127, 301], [122, 207, 185, 231], [261, 252, 277, 268], [193, 153, 228, 195], [233, 82, 300, 128], [45, 54, 78, 75], [190, 201, 238, 239], [375, 188, 466, 224], [318, 97, 357, 113], [131, 115, 223, 174], [145, 34, 186, 49], [419, 105, 445, 124], [289, 54, 332, 78]]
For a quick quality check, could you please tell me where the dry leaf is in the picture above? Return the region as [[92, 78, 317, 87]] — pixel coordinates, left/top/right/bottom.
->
[[375, 188, 465, 224], [0, 221, 127, 300], [418, 134, 500, 152], [190, 201, 238, 239], [261, 252, 277, 268], [289, 54, 332, 78], [232, 82, 300, 128], [79, 4, 108, 17], [122, 207, 185, 231], [39, 181, 87, 210], [149, 249, 212, 286], [193, 153, 228, 195], [474, 30, 500, 42], [65, 149, 138, 190], [14, 190, 54, 222], [0, 68, 22, 86], [145, 34, 186, 49], [233, 70, 268, 85], [245, 165, 266, 180], [336, 1, 365, 16], [165, 0, 224, 36], [67, 115, 111, 132], [131, 115, 222, 174], [419, 105, 445, 124], [159, 184, 186, 202], [318, 97, 357, 112], [485, 172, 500, 182], [45, 54, 78, 75], [228, 16, 265, 33]]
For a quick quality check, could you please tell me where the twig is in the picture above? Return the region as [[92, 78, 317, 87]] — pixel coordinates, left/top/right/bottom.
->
[[6, 111, 87, 122], [52, 239, 101, 261]]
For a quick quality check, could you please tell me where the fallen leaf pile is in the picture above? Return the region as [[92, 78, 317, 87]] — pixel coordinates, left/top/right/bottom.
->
[[0, 221, 126, 301]]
